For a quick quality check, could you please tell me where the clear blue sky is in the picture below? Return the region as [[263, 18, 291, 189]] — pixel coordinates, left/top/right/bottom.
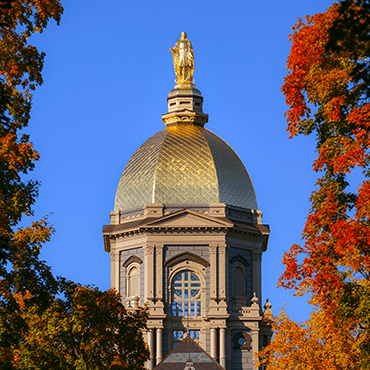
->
[[26, 0, 335, 323]]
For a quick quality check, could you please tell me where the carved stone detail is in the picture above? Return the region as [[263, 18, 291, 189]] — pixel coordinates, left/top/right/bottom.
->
[[218, 245, 226, 254], [230, 254, 249, 267], [252, 253, 262, 262], [233, 332, 252, 351], [143, 245, 155, 255], [162, 114, 208, 126], [209, 245, 217, 255], [110, 252, 119, 262], [165, 251, 210, 268], [123, 255, 143, 267]]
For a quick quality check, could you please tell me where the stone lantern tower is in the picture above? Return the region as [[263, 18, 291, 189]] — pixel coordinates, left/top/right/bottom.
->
[[103, 32, 271, 370]]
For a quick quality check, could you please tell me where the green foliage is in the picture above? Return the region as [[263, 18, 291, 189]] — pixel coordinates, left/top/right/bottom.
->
[[15, 283, 149, 370], [327, 0, 370, 99]]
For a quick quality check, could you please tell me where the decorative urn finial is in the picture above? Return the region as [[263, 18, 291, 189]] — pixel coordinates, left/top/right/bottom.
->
[[170, 31, 195, 88], [251, 292, 259, 306], [264, 298, 273, 320]]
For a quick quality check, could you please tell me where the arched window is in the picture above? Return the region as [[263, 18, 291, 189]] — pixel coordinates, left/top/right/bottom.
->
[[127, 265, 140, 297], [171, 270, 201, 317], [233, 265, 246, 297]]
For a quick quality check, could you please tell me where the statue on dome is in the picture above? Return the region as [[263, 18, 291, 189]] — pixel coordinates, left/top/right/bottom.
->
[[170, 32, 194, 86]]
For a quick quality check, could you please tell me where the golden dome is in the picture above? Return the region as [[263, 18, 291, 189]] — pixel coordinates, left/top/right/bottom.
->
[[114, 124, 257, 211]]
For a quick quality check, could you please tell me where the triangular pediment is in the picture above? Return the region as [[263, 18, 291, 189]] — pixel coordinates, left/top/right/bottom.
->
[[142, 209, 233, 229]]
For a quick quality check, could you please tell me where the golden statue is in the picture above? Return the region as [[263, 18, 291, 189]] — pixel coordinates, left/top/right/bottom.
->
[[170, 32, 194, 86]]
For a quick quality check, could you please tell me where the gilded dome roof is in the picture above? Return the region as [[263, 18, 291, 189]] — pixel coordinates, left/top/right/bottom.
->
[[114, 124, 257, 211]]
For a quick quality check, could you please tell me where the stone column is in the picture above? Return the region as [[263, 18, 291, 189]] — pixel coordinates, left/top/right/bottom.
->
[[148, 328, 155, 370], [209, 245, 217, 301], [155, 245, 163, 302], [200, 328, 206, 352], [210, 328, 217, 360], [110, 251, 120, 292], [252, 252, 262, 302], [218, 245, 227, 302], [252, 328, 260, 370], [144, 245, 155, 303], [156, 328, 163, 365], [219, 328, 226, 368]]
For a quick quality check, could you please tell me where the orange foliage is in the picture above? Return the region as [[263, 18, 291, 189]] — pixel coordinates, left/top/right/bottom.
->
[[259, 2, 370, 368], [256, 309, 362, 369]]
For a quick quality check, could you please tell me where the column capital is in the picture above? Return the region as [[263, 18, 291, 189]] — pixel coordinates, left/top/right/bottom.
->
[[110, 251, 119, 262], [252, 252, 262, 261], [218, 246, 226, 254], [209, 245, 217, 255], [144, 245, 155, 255]]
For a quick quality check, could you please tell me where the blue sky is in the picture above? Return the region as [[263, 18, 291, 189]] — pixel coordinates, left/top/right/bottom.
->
[[26, 0, 335, 323]]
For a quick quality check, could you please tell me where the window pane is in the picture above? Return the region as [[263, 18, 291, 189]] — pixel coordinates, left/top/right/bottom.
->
[[171, 270, 202, 317], [174, 289, 182, 298], [128, 266, 140, 297], [174, 330, 183, 340], [190, 330, 199, 341]]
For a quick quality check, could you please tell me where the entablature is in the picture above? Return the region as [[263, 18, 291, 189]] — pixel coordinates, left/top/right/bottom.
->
[[104, 205, 269, 248]]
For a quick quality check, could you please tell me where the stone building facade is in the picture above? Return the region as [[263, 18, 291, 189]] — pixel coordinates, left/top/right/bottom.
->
[[103, 34, 272, 370]]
